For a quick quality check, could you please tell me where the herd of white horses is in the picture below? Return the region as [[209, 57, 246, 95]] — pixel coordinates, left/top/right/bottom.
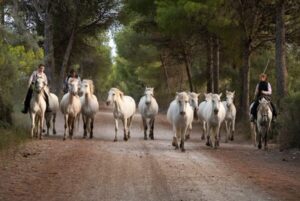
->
[[28, 76, 273, 151]]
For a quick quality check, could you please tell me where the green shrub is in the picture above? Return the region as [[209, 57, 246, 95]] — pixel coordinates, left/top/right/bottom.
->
[[278, 92, 300, 149]]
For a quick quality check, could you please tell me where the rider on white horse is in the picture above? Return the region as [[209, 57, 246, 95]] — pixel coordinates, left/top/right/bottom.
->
[[22, 64, 51, 114], [250, 73, 277, 122]]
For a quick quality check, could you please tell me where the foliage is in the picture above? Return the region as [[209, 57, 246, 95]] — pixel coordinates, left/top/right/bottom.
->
[[278, 92, 300, 149]]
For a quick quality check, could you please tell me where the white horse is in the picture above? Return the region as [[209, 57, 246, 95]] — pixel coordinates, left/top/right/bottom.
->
[[199, 93, 225, 148], [106, 88, 136, 141], [44, 87, 59, 136], [60, 78, 81, 140], [222, 91, 236, 142], [138, 87, 159, 140], [80, 79, 99, 139], [251, 98, 272, 150], [167, 92, 193, 152], [29, 76, 47, 139], [197, 93, 212, 140], [185, 92, 200, 140]]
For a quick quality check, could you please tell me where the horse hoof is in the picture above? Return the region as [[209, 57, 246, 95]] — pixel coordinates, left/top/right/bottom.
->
[[258, 144, 262, 149], [144, 136, 147, 140], [124, 137, 128, 141], [89, 136, 93, 139], [114, 138, 118, 142], [181, 148, 186, 152], [201, 136, 205, 140], [206, 142, 210, 147], [172, 141, 177, 147], [185, 135, 190, 140], [150, 137, 154, 140], [63, 138, 66, 141], [53, 131, 56, 135]]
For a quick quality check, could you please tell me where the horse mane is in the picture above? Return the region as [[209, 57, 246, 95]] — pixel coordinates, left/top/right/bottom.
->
[[82, 79, 94, 94]]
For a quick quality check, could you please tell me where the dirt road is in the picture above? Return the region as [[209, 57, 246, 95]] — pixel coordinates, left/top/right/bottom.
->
[[0, 110, 299, 201]]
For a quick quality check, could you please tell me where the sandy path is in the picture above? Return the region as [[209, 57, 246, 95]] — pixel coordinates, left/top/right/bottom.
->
[[0, 111, 299, 201]]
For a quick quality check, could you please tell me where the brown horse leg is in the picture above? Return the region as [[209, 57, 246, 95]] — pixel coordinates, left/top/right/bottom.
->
[[143, 118, 148, 140], [90, 118, 94, 139], [149, 118, 155, 140]]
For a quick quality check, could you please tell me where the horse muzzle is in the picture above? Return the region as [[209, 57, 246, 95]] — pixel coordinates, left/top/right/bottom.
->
[[180, 111, 186, 116], [214, 109, 219, 114], [106, 101, 111, 106]]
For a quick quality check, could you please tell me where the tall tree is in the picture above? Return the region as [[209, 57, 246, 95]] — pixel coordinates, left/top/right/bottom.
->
[[275, 0, 288, 105]]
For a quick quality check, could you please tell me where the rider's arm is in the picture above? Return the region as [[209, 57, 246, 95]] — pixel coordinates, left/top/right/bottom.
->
[[262, 83, 272, 95], [28, 72, 35, 88], [43, 73, 48, 86]]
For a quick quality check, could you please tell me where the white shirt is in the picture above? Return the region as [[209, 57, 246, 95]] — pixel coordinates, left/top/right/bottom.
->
[[28, 71, 48, 88]]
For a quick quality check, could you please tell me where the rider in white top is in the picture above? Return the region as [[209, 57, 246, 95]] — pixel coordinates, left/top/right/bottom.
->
[[22, 64, 51, 113]]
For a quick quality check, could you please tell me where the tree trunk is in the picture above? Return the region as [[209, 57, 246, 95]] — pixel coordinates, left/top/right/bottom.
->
[[0, 3, 4, 25], [206, 36, 214, 93], [57, 28, 75, 94], [182, 48, 194, 92], [240, 40, 251, 120], [213, 37, 220, 93], [160, 54, 171, 94], [275, 0, 288, 106], [44, 3, 56, 91]]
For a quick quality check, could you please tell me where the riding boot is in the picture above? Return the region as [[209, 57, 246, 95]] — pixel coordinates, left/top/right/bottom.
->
[[44, 91, 52, 112], [270, 102, 277, 122], [22, 88, 33, 114], [250, 100, 259, 122]]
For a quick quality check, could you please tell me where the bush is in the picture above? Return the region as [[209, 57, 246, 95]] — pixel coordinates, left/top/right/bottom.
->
[[278, 92, 300, 149]]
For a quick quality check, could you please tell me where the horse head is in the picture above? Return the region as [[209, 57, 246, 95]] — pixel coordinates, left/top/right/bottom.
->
[[188, 92, 200, 111], [68, 78, 80, 96], [144, 87, 154, 106], [176, 92, 189, 116], [81, 79, 94, 95], [225, 90, 235, 107], [258, 98, 271, 124], [204, 93, 212, 101], [106, 88, 123, 106], [211, 93, 222, 115], [34, 76, 46, 93]]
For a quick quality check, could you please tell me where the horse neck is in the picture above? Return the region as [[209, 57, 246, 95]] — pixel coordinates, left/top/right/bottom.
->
[[114, 96, 123, 113], [33, 90, 44, 103], [68, 93, 76, 104], [84, 92, 91, 104]]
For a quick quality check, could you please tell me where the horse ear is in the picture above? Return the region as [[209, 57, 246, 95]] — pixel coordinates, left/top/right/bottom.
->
[[197, 93, 200, 97], [232, 91, 235, 96], [226, 90, 228, 94], [219, 93, 222, 98]]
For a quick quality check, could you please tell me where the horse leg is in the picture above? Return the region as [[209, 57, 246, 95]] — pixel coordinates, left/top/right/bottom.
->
[[52, 113, 56, 135], [46, 116, 50, 136], [180, 127, 187, 152], [127, 116, 133, 139], [206, 124, 211, 147], [210, 127, 217, 149], [63, 115, 68, 141], [264, 129, 268, 150], [231, 118, 235, 141], [122, 118, 128, 141], [185, 123, 191, 140], [201, 121, 206, 140], [257, 128, 262, 149], [90, 118, 94, 139], [143, 117, 148, 140], [83, 115, 87, 138], [224, 121, 229, 143], [149, 118, 155, 140], [30, 113, 35, 138], [39, 116, 44, 140], [172, 126, 179, 149], [114, 119, 118, 142]]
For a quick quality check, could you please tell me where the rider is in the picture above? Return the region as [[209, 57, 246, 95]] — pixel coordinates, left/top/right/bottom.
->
[[63, 69, 81, 94], [250, 73, 277, 122], [21, 64, 51, 114]]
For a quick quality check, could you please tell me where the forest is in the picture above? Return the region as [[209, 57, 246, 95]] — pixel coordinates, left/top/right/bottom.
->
[[0, 0, 300, 149]]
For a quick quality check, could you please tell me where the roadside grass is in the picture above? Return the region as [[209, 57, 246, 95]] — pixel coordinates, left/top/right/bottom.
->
[[0, 112, 30, 152]]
